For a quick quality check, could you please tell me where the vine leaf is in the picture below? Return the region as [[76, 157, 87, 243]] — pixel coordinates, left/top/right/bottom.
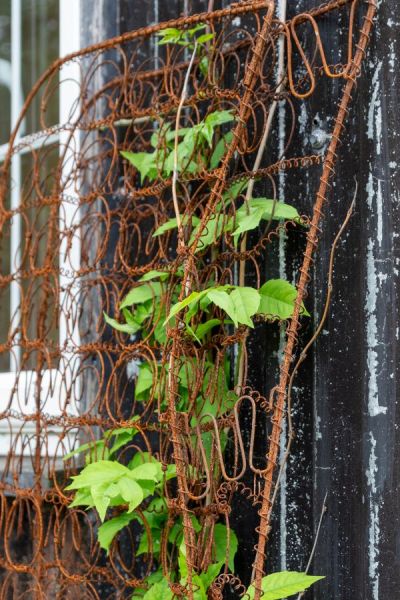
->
[[142, 579, 173, 600], [257, 279, 310, 320], [232, 199, 301, 241], [191, 318, 222, 341], [120, 283, 162, 310], [103, 312, 140, 335], [121, 150, 157, 184], [207, 290, 238, 326], [153, 215, 200, 237], [118, 478, 144, 513], [139, 270, 170, 282], [135, 363, 154, 399], [97, 513, 136, 553], [230, 287, 260, 327], [213, 523, 238, 571], [246, 571, 324, 600]]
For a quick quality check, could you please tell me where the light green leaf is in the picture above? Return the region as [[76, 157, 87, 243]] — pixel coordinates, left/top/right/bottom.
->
[[249, 198, 300, 222], [139, 270, 170, 282], [189, 211, 228, 252], [205, 110, 234, 129], [258, 279, 310, 320], [120, 283, 162, 310], [98, 512, 136, 553], [165, 290, 208, 324], [91, 486, 111, 522], [129, 462, 159, 482], [213, 524, 238, 572], [142, 579, 173, 600], [207, 290, 238, 327], [246, 571, 324, 600], [68, 488, 93, 509], [63, 439, 105, 461], [232, 206, 265, 239], [65, 460, 129, 490], [152, 215, 200, 237], [196, 32, 215, 44], [120, 150, 157, 184], [103, 312, 140, 335], [230, 287, 260, 327], [210, 131, 233, 170], [136, 363, 154, 399], [118, 477, 144, 512]]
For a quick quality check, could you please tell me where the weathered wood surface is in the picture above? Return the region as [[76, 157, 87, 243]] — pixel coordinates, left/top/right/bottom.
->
[[81, 2, 399, 598]]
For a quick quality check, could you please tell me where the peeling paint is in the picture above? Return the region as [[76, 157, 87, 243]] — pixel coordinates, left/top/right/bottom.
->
[[367, 61, 382, 156], [366, 239, 387, 416], [366, 433, 380, 600]]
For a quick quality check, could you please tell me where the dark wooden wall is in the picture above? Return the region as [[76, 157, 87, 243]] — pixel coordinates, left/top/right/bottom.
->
[[81, 2, 400, 598]]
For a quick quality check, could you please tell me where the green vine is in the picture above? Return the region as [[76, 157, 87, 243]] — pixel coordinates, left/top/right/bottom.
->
[[64, 22, 323, 600]]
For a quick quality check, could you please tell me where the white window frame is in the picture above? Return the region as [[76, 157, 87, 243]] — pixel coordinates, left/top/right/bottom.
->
[[0, 0, 81, 461]]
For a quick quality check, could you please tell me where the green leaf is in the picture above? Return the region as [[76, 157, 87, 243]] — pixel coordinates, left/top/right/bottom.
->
[[249, 198, 300, 222], [232, 206, 265, 240], [153, 215, 200, 237], [189, 211, 228, 252], [246, 571, 325, 600], [139, 270, 170, 282], [118, 477, 144, 512], [142, 579, 173, 600], [222, 179, 250, 202], [207, 290, 238, 327], [103, 312, 141, 335], [190, 319, 222, 341], [197, 561, 223, 592], [165, 290, 209, 324], [63, 439, 105, 461], [205, 110, 234, 129], [210, 131, 233, 170], [213, 524, 238, 571], [65, 460, 130, 490], [68, 488, 93, 509], [136, 363, 154, 399], [120, 150, 157, 184], [229, 287, 260, 327], [196, 32, 215, 44], [98, 512, 136, 553], [91, 486, 111, 521], [258, 279, 310, 320], [120, 283, 162, 310], [129, 462, 160, 482]]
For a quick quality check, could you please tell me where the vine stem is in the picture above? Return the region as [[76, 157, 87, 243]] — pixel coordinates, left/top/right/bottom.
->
[[166, 41, 200, 600], [237, 0, 287, 392], [267, 182, 357, 525], [251, 0, 376, 593], [296, 492, 328, 600], [172, 41, 198, 245]]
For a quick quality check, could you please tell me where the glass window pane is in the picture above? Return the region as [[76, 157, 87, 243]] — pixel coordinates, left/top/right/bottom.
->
[[22, 0, 59, 134], [0, 0, 11, 146]]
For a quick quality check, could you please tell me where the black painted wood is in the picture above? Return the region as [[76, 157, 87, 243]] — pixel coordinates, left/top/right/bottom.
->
[[80, 2, 399, 599]]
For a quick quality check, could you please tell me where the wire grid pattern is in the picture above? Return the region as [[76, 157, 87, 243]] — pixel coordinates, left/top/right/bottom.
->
[[0, 1, 376, 598]]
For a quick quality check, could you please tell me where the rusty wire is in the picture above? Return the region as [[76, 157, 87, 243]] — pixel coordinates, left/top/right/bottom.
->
[[0, 0, 375, 598]]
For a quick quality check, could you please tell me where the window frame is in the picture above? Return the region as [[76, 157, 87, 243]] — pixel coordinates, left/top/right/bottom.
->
[[0, 0, 81, 460]]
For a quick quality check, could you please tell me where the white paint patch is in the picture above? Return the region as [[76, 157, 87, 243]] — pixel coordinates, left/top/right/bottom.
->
[[366, 239, 387, 416], [366, 432, 380, 600], [367, 61, 383, 155]]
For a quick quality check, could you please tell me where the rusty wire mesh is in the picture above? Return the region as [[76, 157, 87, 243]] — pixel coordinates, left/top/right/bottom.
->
[[0, 0, 376, 598]]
